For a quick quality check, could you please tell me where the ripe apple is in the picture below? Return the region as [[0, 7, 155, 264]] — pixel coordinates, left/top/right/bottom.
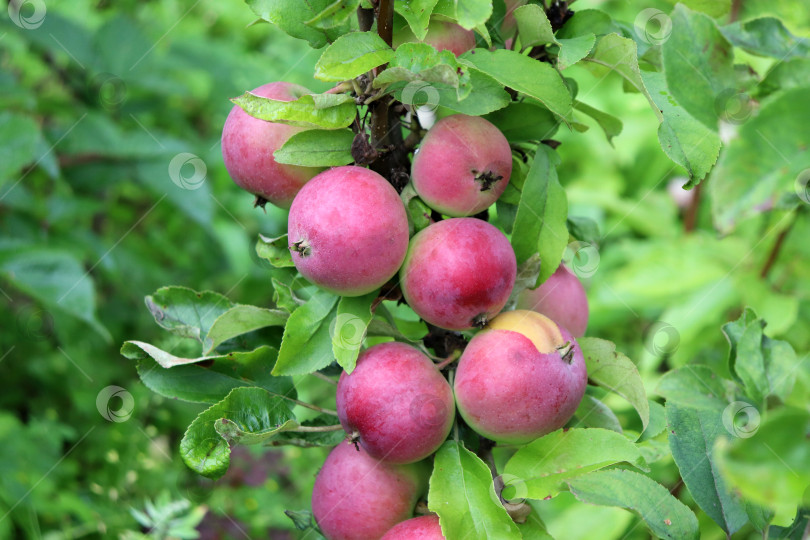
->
[[337, 342, 455, 464], [399, 218, 517, 331], [454, 310, 587, 444], [395, 18, 476, 57], [288, 166, 409, 296], [411, 114, 512, 217], [516, 264, 589, 337], [221, 82, 323, 208], [312, 443, 428, 540], [381, 515, 445, 539]]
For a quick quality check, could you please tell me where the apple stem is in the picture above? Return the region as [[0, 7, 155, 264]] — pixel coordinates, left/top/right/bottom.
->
[[290, 398, 338, 417], [557, 341, 575, 364], [434, 350, 461, 370]]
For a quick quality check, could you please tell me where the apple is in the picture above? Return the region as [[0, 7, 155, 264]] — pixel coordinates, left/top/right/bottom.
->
[[312, 443, 428, 540], [381, 515, 445, 539], [453, 310, 588, 444], [411, 114, 512, 217], [399, 218, 517, 331], [221, 82, 323, 208], [516, 264, 589, 337], [288, 166, 409, 296], [337, 342, 455, 464]]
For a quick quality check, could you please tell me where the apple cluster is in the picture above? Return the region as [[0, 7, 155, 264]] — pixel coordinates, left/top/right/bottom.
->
[[220, 16, 589, 540]]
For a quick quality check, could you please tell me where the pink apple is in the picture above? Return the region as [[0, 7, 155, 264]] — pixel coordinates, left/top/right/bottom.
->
[[381, 515, 445, 539], [312, 443, 427, 540], [454, 310, 588, 444], [287, 166, 409, 296], [400, 218, 517, 331], [221, 82, 323, 208], [337, 342, 455, 464], [516, 264, 589, 337], [411, 114, 512, 217]]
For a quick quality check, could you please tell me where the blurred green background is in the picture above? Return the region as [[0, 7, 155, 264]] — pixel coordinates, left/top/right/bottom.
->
[[1, 0, 807, 538]]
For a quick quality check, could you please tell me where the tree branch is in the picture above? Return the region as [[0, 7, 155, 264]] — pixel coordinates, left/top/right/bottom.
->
[[760, 215, 796, 279]]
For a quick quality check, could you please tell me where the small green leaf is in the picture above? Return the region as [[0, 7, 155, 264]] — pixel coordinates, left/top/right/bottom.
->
[[233, 92, 356, 129], [510, 145, 568, 285], [574, 100, 622, 145], [332, 291, 377, 373], [274, 129, 354, 167], [305, 0, 361, 29], [314, 32, 394, 82], [567, 469, 700, 540], [428, 441, 521, 539], [256, 234, 295, 268], [513, 4, 556, 48], [274, 290, 339, 375], [666, 402, 748, 535], [579, 337, 650, 431], [433, 0, 492, 30], [144, 286, 232, 343], [505, 428, 647, 500], [180, 387, 297, 479], [556, 34, 596, 70], [245, 0, 349, 47], [661, 4, 736, 130], [423, 68, 511, 116], [400, 183, 432, 234], [656, 365, 733, 411], [122, 341, 219, 368], [132, 346, 295, 404], [394, 0, 440, 40], [460, 49, 573, 122], [272, 277, 305, 312], [573, 394, 624, 433], [204, 305, 289, 354], [720, 17, 810, 60]]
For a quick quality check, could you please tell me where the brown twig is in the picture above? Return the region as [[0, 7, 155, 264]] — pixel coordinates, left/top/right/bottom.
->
[[683, 182, 702, 233], [760, 216, 796, 279]]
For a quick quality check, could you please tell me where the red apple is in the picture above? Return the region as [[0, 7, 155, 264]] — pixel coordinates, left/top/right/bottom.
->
[[381, 515, 445, 539], [399, 218, 517, 331], [411, 114, 512, 217], [221, 82, 323, 208], [516, 264, 589, 337], [337, 342, 455, 464], [288, 166, 409, 296]]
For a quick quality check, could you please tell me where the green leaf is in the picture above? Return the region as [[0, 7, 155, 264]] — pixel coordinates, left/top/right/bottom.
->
[[567, 469, 700, 540], [715, 407, 810, 520], [566, 216, 601, 245], [133, 346, 295, 404], [720, 17, 810, 60], [513, 4, 556, 48], [180, 387, 296, 479], [394, 0, 440, 40], [274, 129, 354, 167], [661, 5, 736, 131], [272, 277, 305, 312], [430, 68, 511, 116], [656, 365, 733, 411], [0, 248, 110, 341], [245, 0, 349, 47], [305, 0, 361, 29], [428, 441, 521, 539], [460, 49, 573, 121], [273, 290, 339, 375], [574, 100, 622, 145], [578, 338, 650, 431], [122, 341, 220, 368], [640, 400, 668, 442], [573, 394, 624, 433], [510, 145, 568, 285], [144, 286, 232, 344], [204, 305, 289, 354], [233, 92, 356, 129], [641, 70, 721, 185], [314, 32, 395, 82], [756, 58, 810, 99], [709, 87, 810, 232], [556, 34, 596, 70], [666, 402, 748, 534], [374, 43, 470, 100], [504, 428, 647, 500], [433, 0, 492, 30], [484, 102, 559, 142], [517, 511, 554, 540], [400, 183, 432, 234], [582, 33, 660, 121], [332, 291, 377, 373], [256, 234, 295, 268]]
